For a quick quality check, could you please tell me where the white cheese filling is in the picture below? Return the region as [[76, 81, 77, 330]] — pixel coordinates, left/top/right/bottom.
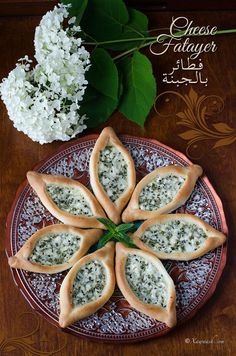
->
[[139, 174, 186, 211], [140, 220, 207, 253], [98, 145, 128, 202], [47, 184, 92, 216], [125, 254, 167, 307], [28, 232, 81, 265], [72, 260, 106, 307]]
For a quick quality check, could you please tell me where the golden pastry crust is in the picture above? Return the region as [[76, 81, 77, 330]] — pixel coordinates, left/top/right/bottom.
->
[[8, 225, 102, 273], [89, 127, 136, 224], [122, 164, 203, 222], [115, 243, 176, 328], [132, 214, 227, 261], [59, 242, 115, 328], [27, 171, 106, 229]]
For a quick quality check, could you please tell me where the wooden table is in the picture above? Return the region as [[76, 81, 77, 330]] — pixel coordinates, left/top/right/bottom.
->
[[0, 4, 235, 356]]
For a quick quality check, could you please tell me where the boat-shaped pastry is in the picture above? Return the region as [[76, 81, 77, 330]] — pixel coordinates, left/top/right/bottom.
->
[[27, 171, 106, 229], [8, 225, 102, 273], [89, 127, 136, 224], [115, 243, 176, 327], [132, 214, 226, 261], [59, 242, 115, 328], [122, 164, 202, 222]]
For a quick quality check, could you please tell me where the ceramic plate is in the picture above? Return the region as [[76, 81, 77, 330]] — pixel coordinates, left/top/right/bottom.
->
[[6, 134, 228, 343]]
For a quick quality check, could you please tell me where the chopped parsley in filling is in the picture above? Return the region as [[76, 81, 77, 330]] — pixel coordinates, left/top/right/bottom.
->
[[28, 233, 81, 265], [98, 145, 128, 202], [46, 184, 92, 216], [125, 254, 167, 307], [72, 260, 106, 307], [139, 174, 186, 211], [140, 220, 207, 253]]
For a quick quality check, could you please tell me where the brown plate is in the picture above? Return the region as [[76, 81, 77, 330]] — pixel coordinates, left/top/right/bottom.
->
[[6, 134, 228, 343]]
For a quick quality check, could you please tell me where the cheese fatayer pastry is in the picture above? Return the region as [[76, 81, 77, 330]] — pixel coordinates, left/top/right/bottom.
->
[[8, 225, 102, 273], [122, 164, 203, 222], [27, 171, 106, 229], [115, 243, 176, 328], [89, 127, 136, 225], [132, 214, 226, 261], [59, 242, 115, 328]]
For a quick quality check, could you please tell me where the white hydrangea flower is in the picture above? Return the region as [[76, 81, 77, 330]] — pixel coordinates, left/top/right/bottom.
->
[[0, 4, 90, 144]]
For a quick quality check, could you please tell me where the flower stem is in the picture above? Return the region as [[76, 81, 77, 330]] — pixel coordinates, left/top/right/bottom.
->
[[112, 28, 236, 62], [214, 28, 236, 35], [84, 28, 236, 46], [83, 28, 236, 62], [84, 36, 157, 45]]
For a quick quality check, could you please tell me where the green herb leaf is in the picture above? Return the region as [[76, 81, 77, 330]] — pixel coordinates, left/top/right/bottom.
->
[[118, 51, 156, 127], [116, 232, 137, 248], [97, 217, 117, 231], [96, 218, 137, 248], [97, 231, 114, 248], [80, 0, 148, 50], [117, 223, 134, 232], [61, 0, 88, 23], [79, 48, 119, 127]]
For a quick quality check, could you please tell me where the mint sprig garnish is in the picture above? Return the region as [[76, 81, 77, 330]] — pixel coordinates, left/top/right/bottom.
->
[[97, 218, 137, 248]]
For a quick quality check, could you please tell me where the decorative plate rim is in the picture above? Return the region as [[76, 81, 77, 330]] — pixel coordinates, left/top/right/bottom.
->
[[5, 133, 228, 343]]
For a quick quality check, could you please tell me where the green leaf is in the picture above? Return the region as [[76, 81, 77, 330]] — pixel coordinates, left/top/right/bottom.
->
[[96, 218, 137, 248], [118, 51, 156, 127], [97, 217, 117, 231], [117, 223, 134, 232], [61, 0, 88, 22], [87, 48, 118, 100], [127, 8, 148, 33], [80, 0, 148, 50], [116, 232, 137, 248], [118, 69, 124, 100], [79, 48, 119, 127], [129, 220, 143, 232], [97, 231, 114, 248], [101, 8, 148, 50], [81, 0, 128, 41], [80, 87, 117, 128]]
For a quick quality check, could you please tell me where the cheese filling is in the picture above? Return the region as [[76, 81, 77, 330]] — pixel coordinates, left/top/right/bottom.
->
[[28, 233, 81, 265], [98, 145, 128, 202], [125, 254, 167, 307], [139, 174, 186, 211], [140, 220, 207, 253], [47, 184, 92, 216], [72, 260, 106, 307]]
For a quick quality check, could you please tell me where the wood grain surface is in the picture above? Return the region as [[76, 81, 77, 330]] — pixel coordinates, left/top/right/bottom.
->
[[0, 7, 235, 356], [1, 0, 236, 16]]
